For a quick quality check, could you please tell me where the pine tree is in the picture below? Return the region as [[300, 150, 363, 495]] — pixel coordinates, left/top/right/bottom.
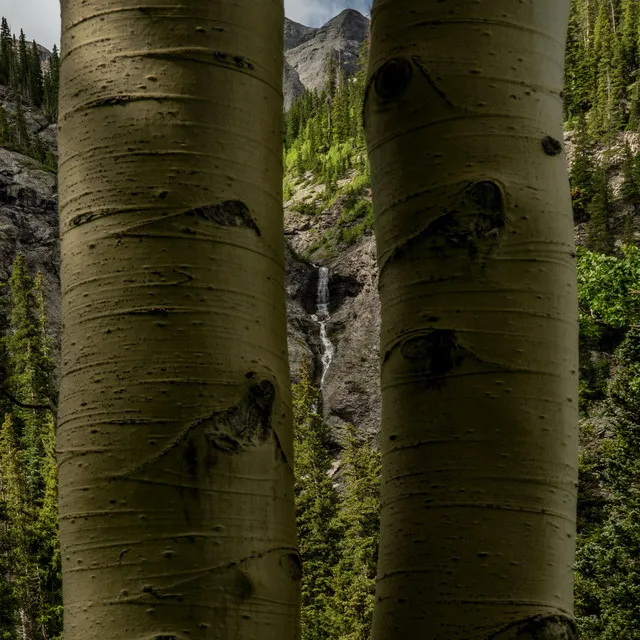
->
[[0, 17, 12, 86], [17, 30, 29, 97], [621, 142, 640, 242], [0, 412, 38, 640], [7, 257, 52, 496], [0, 258, 60, 639], [564, 0, 593, 122], [12, 99, 29, 150], [28, 42, 43, 108], [326, 50, 337, 100], [570, 114, 597, 222], [592, 2, 619, 133], [575, 323, 640, 639], [0, 103, 11, 145], [587, 161, 614, 252], [330, 425, 381, 640], [292, 360, 342, 640], [43, 45, 59, 121]]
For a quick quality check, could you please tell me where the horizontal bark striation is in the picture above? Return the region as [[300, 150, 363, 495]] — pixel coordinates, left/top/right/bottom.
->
[[365, 1, 577, 639], [57, 1, 298, 638]]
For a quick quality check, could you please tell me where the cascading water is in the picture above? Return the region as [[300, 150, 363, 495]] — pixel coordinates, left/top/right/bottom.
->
[[311, 266, 335, 387]]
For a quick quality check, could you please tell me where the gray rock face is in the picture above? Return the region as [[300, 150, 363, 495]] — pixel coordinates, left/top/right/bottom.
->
[[283, 60, 306, 111], [0, 147, 60, 342], [0, 86, 56, 151], [284, 18, 317, 52], [284, 9, 369, 104], [283, 177, 380, 442]]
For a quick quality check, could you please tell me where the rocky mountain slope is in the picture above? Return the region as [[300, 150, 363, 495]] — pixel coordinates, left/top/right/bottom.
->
[[284, 9, 369, 109], [0, 90, 59, 340]]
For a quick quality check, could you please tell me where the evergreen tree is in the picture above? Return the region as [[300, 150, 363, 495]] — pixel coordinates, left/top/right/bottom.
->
[[564, 0, 593, 121], [43, 45, 59, 122], [0, 257, 61, 639], [326, 49, 337, 100], [7, 257, 53, 497], [0, 18, 12, 86], [570, 115, 597, 222], [587, 161, 614, 252], [16, 30, 28, 97], [330, 425, 381, 640], [12, 100, 29, 150], [0, 103, 10, 146], [576, 324, 640, 639], [591, 2, 620, 133], [292, 360, 342, 640], [28, 42, 43, 108], [621, 141, 640, 241], [0, 412, 38, 640]]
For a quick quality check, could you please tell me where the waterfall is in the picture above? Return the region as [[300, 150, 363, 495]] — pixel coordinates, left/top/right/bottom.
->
[[312, 266, 335, 387]]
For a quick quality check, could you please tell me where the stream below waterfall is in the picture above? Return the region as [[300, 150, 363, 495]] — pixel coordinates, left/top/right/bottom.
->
[[311, 266, 335, 387]]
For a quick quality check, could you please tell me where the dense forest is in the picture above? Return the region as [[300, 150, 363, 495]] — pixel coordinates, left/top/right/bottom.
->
[[1, 1, 640, 638], [0, 254, 60, 639], [0, 17, 58, 170]]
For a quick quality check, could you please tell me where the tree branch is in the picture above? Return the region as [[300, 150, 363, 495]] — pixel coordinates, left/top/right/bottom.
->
[[0, 384, 56, 413]]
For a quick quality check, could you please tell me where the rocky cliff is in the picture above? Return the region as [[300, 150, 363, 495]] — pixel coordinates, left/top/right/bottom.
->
[[283, 9, 369, 109], [0, 88, 59, 345]]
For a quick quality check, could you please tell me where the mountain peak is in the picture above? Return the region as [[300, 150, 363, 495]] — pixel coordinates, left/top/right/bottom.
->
[[284, 17, 318, 51], [283, 9, 370, 109], [319, 8, 369, 41]]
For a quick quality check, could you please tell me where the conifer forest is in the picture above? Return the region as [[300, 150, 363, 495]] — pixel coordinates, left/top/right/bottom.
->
[[1, 1, 640, 639]]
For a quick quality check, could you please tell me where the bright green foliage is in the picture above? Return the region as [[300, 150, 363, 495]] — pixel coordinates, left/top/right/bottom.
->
[[575, 328, 640, 640], [283, 40, 373, 259], [575, 242, 640, 638], [0, 255, 61, 639], [329, 425, 380, 640], [293, 360, 342, 640], [577, 245, 640, 333], [283, 39, 369, 188]]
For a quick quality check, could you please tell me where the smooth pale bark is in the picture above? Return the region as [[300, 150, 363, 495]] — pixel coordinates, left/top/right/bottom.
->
[[364, 2, 578, 639], [57, 2, 299, 638]]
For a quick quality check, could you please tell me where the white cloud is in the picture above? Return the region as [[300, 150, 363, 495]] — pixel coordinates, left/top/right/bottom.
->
[[0, 0, 61, 49], [284, 0, 371, 27], [0, 0, 369, 54]]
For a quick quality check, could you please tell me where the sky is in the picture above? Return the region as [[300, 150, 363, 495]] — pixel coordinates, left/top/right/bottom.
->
[[0, 0, 371, 52]]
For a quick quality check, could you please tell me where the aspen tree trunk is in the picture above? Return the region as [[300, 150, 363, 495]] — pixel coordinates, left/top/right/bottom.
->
[[57, 2, 300, 638], [364, 2, 578, 639]]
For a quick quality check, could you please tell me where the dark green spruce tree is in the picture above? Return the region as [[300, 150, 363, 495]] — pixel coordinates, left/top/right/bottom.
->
[[586, 160, 614, 252], [329, 425, 381, 640], [293, 360, 342, 640]]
